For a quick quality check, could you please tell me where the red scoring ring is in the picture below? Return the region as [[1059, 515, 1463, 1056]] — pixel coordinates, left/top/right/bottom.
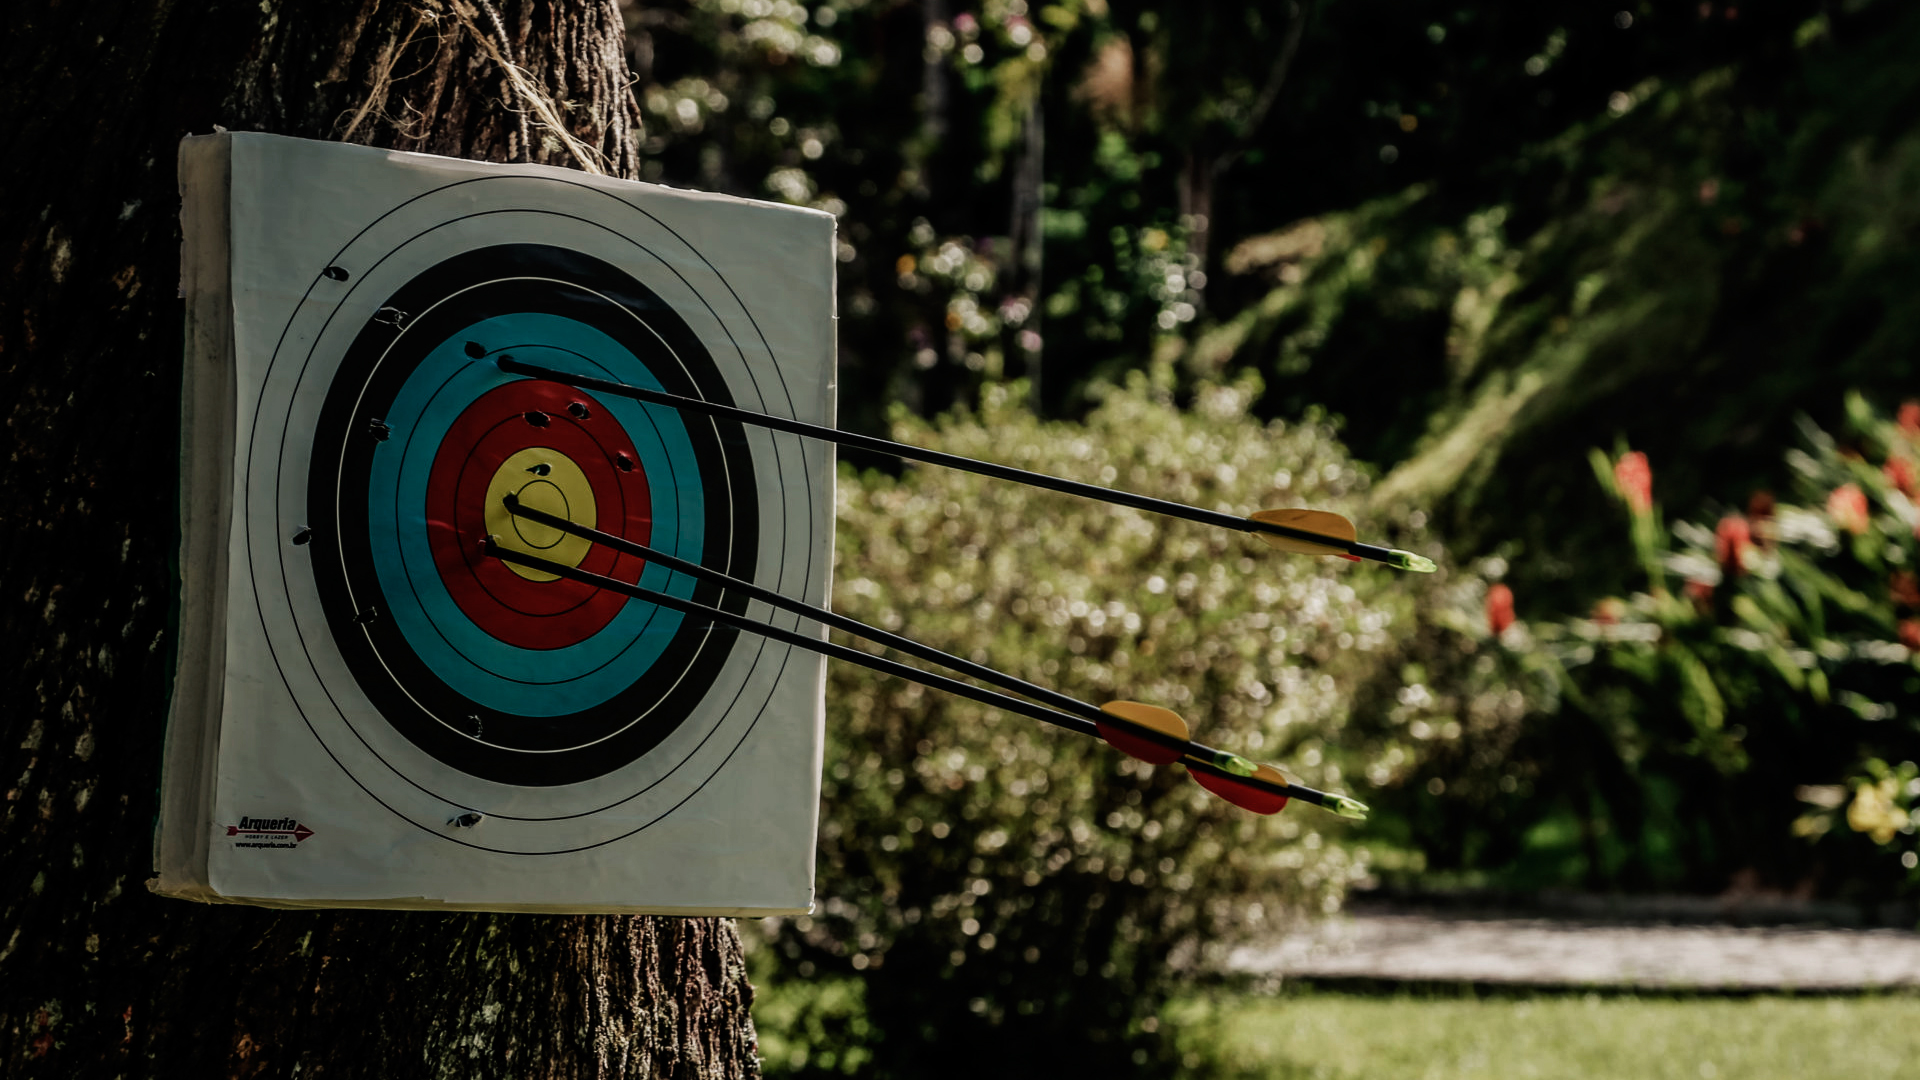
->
[[424, 380, 652, 650], [450, 421, 628, 613]]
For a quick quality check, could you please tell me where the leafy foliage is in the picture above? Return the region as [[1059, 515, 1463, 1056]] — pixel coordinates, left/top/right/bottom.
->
[[623, 0, 1920, 601], [1178, 2, 1920, 611], [1370, 395, 1920, 897]]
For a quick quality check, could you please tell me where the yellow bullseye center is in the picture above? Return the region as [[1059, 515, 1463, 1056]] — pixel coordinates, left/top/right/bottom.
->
[[484, 448, 598, 582]]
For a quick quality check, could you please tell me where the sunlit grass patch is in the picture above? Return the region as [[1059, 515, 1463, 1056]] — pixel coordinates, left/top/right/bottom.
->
[[1177, 991, 1920, 1080]]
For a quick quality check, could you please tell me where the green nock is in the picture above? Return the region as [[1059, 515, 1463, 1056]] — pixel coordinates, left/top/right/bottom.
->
[[1210, 753, 1257, 777], [1386, 549, 1437, 574], [1326, 794, 1370, 820]]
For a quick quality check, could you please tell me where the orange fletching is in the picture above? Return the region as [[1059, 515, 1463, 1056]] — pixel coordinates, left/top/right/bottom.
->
[[1248, 508, 1356, 557], [1096, 701, 1189, 765]]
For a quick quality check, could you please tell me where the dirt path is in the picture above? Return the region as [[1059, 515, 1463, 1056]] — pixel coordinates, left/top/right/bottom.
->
[[1227, 912, 1920, 990]]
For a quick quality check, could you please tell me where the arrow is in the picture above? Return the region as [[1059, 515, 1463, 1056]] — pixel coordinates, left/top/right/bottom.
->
[[503, 494, 1253, 780], [497, 498, 1366, 818], [488, 352, 1435, 573], [503, 494, 1236, 772], [483, 529, 1367, 820]]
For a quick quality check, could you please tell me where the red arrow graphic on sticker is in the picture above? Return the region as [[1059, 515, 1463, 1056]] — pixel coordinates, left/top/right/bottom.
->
[[226, 824, 314, 842]]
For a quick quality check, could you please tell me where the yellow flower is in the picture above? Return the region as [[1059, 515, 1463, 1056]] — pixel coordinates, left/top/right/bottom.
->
[[1846, 777, 1905, 845]]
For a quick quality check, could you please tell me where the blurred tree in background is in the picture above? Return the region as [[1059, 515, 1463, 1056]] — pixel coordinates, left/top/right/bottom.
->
[[621, 0, 1920, 604], [1194, 2, 1920, 613]]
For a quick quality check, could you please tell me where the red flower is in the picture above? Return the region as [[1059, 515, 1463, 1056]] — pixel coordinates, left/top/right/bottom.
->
[[1886, 456, 1916, 500], [1900, 620, 1920, 652], [1486, 583, 1515, 636], [1714, 514, 1754, 576], [1684, 579, 1714, 609], [1614, 451, 1652, 514], [1827, 483, 1870, 535], [1892, 572, 1920, 610], [1900, 400, 1920, 438]]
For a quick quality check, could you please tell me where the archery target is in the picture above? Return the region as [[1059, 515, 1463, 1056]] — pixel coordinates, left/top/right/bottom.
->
[[305, 243, 759, 788], [161, 133, 832, 909]]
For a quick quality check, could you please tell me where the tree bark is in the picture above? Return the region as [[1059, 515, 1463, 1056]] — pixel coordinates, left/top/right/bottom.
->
[[0, 1, 758, 1075], [1008, 95, 1045, 409]]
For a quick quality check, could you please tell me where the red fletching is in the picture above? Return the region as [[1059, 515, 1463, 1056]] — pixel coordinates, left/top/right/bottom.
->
[[1192, 763, 1292, 815], [1096, 720, 1182, 764], [1096, 701, 1189, 765]]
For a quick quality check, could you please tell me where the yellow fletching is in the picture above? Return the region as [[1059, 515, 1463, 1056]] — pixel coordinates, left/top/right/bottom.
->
[[1249, 508, 1355, 556], [1248, 763, 1292, 789], [1099, 701, 1191, 742]]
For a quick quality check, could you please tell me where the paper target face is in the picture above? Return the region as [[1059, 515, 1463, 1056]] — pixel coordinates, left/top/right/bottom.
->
[[240, 170, 833, 857]]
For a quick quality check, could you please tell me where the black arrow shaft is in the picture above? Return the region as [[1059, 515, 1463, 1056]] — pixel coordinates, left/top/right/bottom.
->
[[502, 494, 1109, 726], [486, 540, 1101, 739], [483, 542, 1324, 807], [493, 355, 1375, 556], [509, 503, 1317, 793]]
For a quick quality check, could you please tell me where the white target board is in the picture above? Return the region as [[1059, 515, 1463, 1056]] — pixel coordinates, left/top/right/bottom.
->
[[155, 132, 835, 913]]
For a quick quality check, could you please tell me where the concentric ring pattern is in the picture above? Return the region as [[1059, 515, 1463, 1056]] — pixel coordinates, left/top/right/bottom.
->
[[305, 244, 760, 785]]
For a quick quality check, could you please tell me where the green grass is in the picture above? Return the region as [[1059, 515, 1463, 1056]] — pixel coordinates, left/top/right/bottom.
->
[[1177, 992, 1920, 1080]]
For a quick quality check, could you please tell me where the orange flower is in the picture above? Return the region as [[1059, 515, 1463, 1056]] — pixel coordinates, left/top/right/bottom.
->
[[1486, 583, 1515, 635], [1900, 620, 1920, 652], [1591, 597, 1625, 625], [1892, 572, 1920, 610], [1714, 515, 1753, 576], [1886, 456, 1916, 500], [1900, 400, 1920, 438], [1614, 451, 1652, 514], [1827, 483, 1870, 535]]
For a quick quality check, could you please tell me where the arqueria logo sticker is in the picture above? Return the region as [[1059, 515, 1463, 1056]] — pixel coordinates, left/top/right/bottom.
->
[[226, 816, 314, 849]]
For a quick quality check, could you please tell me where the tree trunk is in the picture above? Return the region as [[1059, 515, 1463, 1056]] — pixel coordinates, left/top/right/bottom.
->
[[0, 2, 759, 1075], [1008, 95, 1045, 409]]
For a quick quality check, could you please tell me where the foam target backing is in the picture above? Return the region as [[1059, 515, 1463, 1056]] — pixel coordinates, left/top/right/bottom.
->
[[157, 133, 834, 913]]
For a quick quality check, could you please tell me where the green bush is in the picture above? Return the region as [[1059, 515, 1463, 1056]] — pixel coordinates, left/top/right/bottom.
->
[[756, 374, 1435, 1077]]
